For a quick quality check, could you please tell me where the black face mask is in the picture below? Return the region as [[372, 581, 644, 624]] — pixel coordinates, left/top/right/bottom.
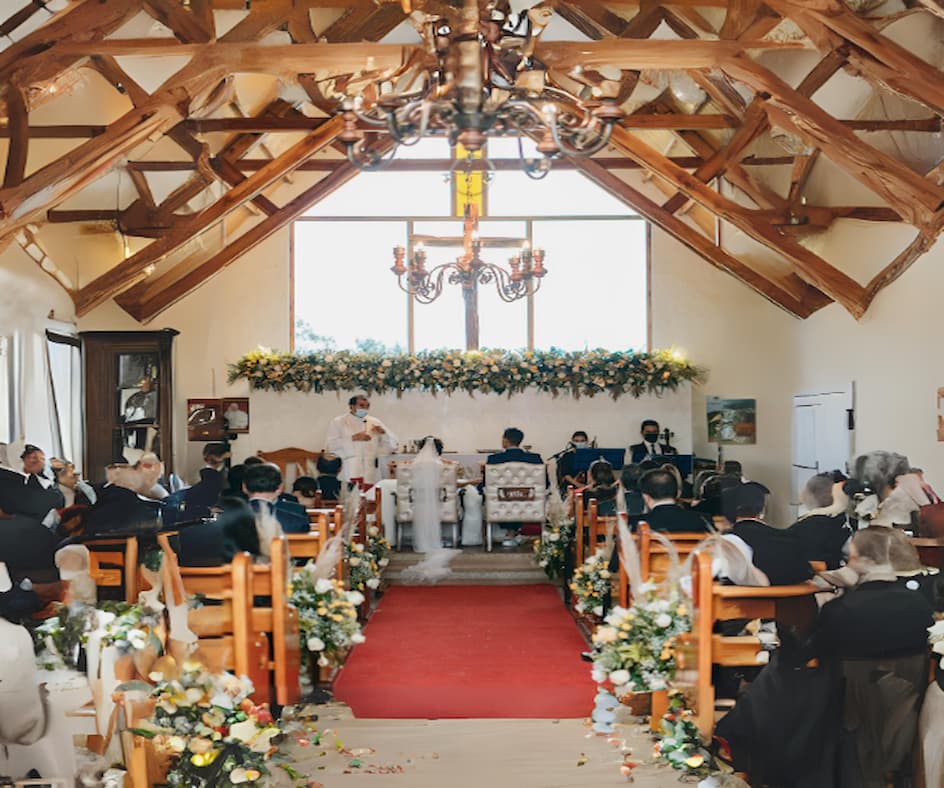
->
[[643, 433, 660, 443]]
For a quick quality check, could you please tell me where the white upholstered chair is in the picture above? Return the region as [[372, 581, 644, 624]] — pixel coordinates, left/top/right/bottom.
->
[[483, 462, 547, 551], [394, 461, 460, 548]]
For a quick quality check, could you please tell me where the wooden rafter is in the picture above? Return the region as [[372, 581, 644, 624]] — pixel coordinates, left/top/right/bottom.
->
[[3, 83, 29, 189], [607, 125, 869, 317], [722, 54, 943, 228], [141, 0, 214, 43], [74, 116, 345, 316]]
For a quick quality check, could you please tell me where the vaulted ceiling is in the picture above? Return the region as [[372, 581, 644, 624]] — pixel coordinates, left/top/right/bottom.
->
[[2, 0, 943, 322]]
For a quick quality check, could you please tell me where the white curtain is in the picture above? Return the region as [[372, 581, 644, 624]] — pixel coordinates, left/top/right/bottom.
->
[[45, 330, 82, 469]]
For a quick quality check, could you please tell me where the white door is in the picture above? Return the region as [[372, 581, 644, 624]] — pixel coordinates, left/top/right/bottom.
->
[[791, 385, 855, 519]]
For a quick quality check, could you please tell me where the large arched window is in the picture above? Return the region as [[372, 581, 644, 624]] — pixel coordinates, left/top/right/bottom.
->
[[293, 139, 648, 353]]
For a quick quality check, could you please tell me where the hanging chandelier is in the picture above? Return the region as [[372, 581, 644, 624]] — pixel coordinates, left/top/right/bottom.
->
[[337, 0, 624, 179], [391, 206, 545, 303]]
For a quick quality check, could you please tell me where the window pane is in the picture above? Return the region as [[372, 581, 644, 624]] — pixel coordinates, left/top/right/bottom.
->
[[488, 167, 636, 217], [294, 221, 408, 352], [412, 245, 468, 351], [532, 220, 647, 350]]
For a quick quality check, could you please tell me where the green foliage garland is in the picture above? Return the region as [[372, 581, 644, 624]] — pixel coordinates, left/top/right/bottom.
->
[[228, 348, 702, 399]]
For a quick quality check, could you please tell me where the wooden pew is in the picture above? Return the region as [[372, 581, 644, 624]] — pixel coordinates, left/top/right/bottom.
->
[[618, 524, 709, 608], [573, 489, 586, 565], [86, 536, 139, 602], [256, 447, 322, 484], [912, 537, 944, 570], [690, 551, 820, 738]]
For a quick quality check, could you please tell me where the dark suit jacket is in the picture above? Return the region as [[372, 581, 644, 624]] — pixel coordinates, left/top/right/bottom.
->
[[787, 513, 851, 570], [629, 441, 678, 464], [486, 447, 544, 465], [83, 484, 162, 537], [0, 467, 63, 518], [641, 503, 711, 533], [249, 497, 309, 534], [732, 519, 813, 586]]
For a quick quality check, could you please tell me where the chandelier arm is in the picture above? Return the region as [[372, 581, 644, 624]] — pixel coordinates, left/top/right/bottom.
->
[[549, 113, 616, 157], [346, 138, 397, 171]]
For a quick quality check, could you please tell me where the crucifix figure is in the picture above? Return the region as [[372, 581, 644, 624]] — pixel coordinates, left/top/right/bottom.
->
[[390, 205, 547, 351]]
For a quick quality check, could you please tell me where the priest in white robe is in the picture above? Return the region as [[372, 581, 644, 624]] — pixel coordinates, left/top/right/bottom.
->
[[325, 394, 398, 485]]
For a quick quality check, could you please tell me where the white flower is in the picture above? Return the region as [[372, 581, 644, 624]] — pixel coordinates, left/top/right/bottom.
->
[[354, 542, 365, 553], [378, 558, 389, 567], [314, 578, 334, 594], [307, 636, 325, 652], [609, 669, 630, 687], [127, 628, 148, 650], [367, 526, 380, 537], [604, 607, 629, 626], [318, 654, 329, 667], [592, 605, 604, 617], [929, 620, 944, 642], [345, 590, 365, 606], [639, 580, 657, 594], [933, 640, 944, 656], [655, 613, 673, 629], [539, 560, 548, 568], [366, 577, 380, 589], [348, 557, 362, 567], [591, 666, 607, 683], [549, 532, 561, 542], [649, 678, 666, 690], [592, 626, 618, 645], [351, 633, 366, 644]]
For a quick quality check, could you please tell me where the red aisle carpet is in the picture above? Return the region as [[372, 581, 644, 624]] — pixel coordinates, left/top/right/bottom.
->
[[333, 585, 594, 719]]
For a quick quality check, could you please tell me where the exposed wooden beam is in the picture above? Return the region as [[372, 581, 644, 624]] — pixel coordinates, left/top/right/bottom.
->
[[723, 54, 944, 228], [569, 155, 829, 318], [211, 156, 278, 216], [864, 231, 938, 303], [142, 0, 213, 43], [183, 116, 332, 133], [770, 0, 944, 116], [0, 1, 53, 38], [74, 116, 345, 316], [3, 85, 29, 189], [218, 0, 291, 42], [608, 125, 869, 317], [718, 0, 763, 40], [117, 163, 365, 321], [553, 0, 629, 39], [321, 1, 405, 41], [622, 114, 738, 129], [662, 98, 768, 214], [127, 168, 157, 209], [786, 151, 818, 206]]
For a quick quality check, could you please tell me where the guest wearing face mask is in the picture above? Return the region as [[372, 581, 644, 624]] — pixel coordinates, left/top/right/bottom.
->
[[629, 420, 677, 464], [325, 393, 398, 487], [556, 430, 590, 496]]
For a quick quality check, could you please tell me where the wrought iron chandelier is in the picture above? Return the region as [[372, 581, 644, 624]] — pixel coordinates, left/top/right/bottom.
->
[[391, 206, 545, 303], [338, 0, 624, 179]]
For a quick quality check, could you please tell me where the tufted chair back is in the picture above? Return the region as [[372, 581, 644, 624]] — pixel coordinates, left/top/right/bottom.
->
[[483, 462, 546, 550], [394, 462, 460, 524]]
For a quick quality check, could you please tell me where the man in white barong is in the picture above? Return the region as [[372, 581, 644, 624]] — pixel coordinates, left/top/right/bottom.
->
[[325, 394, 398, 486]]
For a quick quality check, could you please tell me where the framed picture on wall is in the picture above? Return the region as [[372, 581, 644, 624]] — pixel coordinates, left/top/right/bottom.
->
[[187, 398, 224, 441], [707, 397, 757, 444], [222, 397, 250, 433]]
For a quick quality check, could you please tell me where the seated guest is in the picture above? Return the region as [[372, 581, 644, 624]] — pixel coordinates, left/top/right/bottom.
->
[[629, 420, 677, 464], [227, 463, 248, 499], [82, 456, 164, 537], [292, 476, 319, 508], [886, 526, 942, 605], [486, 427, 543, 467], [0, 512, 60, 583], [556, 430, 590, 496], [243, 455, 264, 468], [725, 482, 812, 585], [620, 464, 645, 520], [244, 463, 309, 534], [182, 467, 224, 520], [50, 459, 96, 507], [788, 472, 852, 569], [583, 459, 619, 516], [723, 460, 745, 481], [691, 472, 741, 526], [178, 497, 261, 567], [638, 468, 711, 533], [201, 442, 230, 474], [0, 466, 63, 521], [315, 453, 343, 501], [660, 461, 693, 500]]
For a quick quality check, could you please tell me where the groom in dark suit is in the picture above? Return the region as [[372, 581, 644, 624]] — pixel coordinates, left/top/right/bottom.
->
[[486, 427, 543, 467]]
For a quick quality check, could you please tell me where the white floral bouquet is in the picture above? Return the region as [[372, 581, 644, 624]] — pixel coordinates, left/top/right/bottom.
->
[[99, 601, 164, 654], [589, 583, 691, 695], [533, 518, 574, 580], [131, 659, 279, 787], [367, 524, 391, 568], [569, 549, 613, 618], [345, 540, 381, 592], [290, 571, 365, 667]]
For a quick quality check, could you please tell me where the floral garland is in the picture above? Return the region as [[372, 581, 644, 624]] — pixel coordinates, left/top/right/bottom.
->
[[570, 550, 614, 618], [533, 518, 574, 580], [132, 660, 279, 787], [345, 541, 381, 592], [228, 347, 702, 399], [589, 583, 691, 695], [653, 690, 718, 778], [290, 572, 365, 667]]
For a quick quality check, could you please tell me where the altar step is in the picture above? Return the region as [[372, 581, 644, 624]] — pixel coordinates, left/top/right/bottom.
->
[[385, 546, 553, 586]]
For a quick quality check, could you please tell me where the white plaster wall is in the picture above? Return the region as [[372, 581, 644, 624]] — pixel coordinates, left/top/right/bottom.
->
[[793, 224, 944, 493]]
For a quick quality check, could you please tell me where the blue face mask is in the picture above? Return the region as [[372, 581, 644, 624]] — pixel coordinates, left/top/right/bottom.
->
[[354, 408, 369, 419], [573, 441, 588, 449]]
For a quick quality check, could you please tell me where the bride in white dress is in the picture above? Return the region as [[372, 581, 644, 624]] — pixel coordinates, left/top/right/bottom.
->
[[401, 437, 460, 582]]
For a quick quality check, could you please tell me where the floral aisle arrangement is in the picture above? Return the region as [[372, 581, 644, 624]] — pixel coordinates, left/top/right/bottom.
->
[[229, 347, 702, 399], [32, 601, 98, 669], [345, 540, 381, 593], [290, 571, 366, 667], [653, 690, 719, 778], [99, 601, 164, 654], [570, 549, 614, 618], [131, 660, 279, 787], [533, 517, 574, 580], [367, 525, 391, 568], [589, 583, 691, 696]]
